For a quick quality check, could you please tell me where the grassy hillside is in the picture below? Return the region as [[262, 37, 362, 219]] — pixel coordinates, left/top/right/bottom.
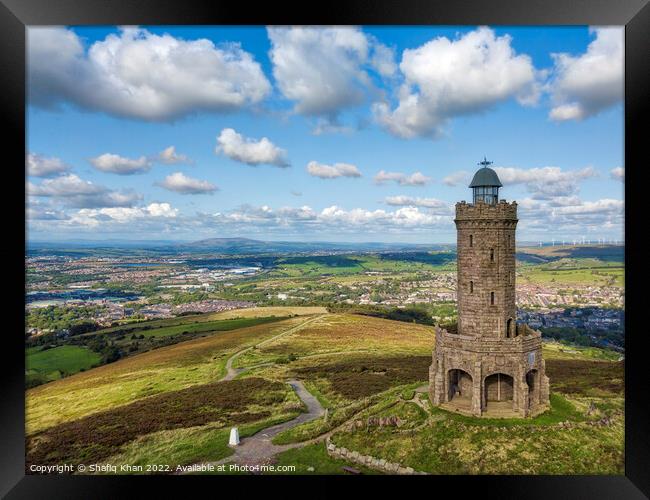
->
[[27, 377, 301, 469], [94, 316, 288, 339], [25, 309, 623, 474], [26, 315, 312, 434], [208, 306, 328, 319]]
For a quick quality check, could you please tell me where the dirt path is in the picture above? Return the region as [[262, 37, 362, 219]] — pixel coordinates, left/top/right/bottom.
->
[[182, 315, 420, 472], [220, 315, 323, 381], [183, 379, 325, 472]]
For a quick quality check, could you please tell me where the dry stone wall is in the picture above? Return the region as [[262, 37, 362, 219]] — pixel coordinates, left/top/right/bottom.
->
[[325, 437, 426, 475]]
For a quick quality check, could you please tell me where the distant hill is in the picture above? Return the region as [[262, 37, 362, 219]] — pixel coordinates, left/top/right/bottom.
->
[[516, 245, 624, 264], [27, 238, 622, 262], [176, 237, 451, 254]]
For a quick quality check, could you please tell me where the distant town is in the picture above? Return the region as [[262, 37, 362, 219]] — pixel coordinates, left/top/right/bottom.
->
[[25, 241, 624, 356]]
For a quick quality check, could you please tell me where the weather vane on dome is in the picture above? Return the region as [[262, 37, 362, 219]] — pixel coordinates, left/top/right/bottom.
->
[[478, 156, 493, 168]]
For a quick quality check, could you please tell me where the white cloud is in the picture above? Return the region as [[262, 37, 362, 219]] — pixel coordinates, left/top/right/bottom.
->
[[28, 174, 142, 208], [548, 27, 623, 121], [28, 26, 271, 121], [311, 119, 355, 136], [610, 167, 624, 181], [442, 171, 471, 187], [215, 128, 289, 167], [516, 196, 623, 237], [26, 200, 69, 221], [374, 170, 431, 186], [158, 146, 192, 165], [89, 153, 151, 175], [552, 198, 623, 215], [267, 27, 372, 117], [70, 202, 178, 227], [28, 174, 103, 197], [319, 205, 442, 227], [384, 195, 451, 212], [210, 203, 451, 231], [306, 161, 362, 179], [493, 166, 597, 198], [146, 202, 179, 217], [156, 172, 217, 194], [373, 27, 540, 139], [370, 41, 397, 78], [27, 153, 70, 177]]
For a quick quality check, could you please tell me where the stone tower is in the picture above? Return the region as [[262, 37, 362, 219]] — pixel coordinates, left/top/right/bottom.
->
[[429, 158, 550, 417]]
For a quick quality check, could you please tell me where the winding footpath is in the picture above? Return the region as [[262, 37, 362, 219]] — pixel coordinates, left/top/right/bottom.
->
[[179, 316, 327, 473], [220, 315, 323, 381], [214, 379, 324, 469], [180, 315, 424, 473]]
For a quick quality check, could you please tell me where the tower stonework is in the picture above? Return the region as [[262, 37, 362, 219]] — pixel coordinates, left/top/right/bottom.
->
[[429, 160, 550, 417]]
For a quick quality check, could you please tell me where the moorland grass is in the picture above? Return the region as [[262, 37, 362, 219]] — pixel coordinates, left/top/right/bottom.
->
[[119, 316, 288, 339], [89, 315, 288, 338], [271, 442, 382, 475], [542, 341, 622, 361], [545, 358, 624, 397], [209, 306, 328, 319], [26, 377, 297, 469], [292, 354, 431, 400], [26, 316, 311, 434], [25, 310, 624, 475], [232, 313, 436, 368], [272, 397, 374, 445], [103, 411, 303, 474], [331, 391, 623, 474]]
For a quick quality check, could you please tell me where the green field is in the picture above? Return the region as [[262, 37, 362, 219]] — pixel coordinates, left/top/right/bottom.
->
[[268, 254, 455, 279], [26, 345, 101, 385], [98, 315, 289, 339], [519, 264, 623, 286]]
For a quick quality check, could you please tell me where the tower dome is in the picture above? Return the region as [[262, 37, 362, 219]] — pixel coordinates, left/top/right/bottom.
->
[[469, 157, 502, 205]]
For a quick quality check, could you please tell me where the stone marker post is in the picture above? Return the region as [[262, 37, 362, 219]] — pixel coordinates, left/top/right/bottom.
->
[[229, 427, 240, 446]]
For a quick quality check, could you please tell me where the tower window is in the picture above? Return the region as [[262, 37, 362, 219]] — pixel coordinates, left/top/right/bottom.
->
[[507, 234, 511, 248], [470, 281, 474, 293], [490, 248, 494, 261], [490, 292, 495, 305], [469, 235, 473, 247]]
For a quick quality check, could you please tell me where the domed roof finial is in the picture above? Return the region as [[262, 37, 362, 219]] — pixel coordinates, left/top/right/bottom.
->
[[469, 157, 502, 188], [478, 156, 493, 168]]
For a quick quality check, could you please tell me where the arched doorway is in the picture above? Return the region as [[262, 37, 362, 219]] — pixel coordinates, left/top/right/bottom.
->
[[447, 369, 473, 405], [526, 369, 539, 409], [484, 373, 514, 410]]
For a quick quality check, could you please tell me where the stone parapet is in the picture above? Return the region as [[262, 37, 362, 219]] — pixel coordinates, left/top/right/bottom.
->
[[455, 200, 518, 221], [436, 326, 542, 354]]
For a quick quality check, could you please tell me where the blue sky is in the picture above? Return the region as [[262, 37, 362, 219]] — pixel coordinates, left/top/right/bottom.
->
[[26, 25, 624, 243]]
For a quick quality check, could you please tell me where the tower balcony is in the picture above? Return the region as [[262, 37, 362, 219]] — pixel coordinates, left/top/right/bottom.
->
[[435, 323, 542, 354]]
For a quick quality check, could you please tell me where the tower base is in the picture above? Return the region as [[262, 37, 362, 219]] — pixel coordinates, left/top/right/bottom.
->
[[429, 325, 550, 418]]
